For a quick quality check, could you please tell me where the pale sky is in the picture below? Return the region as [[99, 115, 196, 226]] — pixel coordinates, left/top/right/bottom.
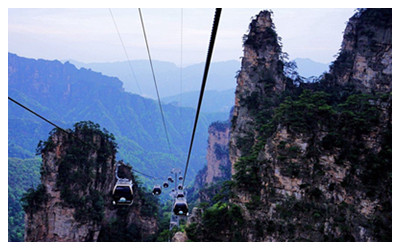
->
[[8, 8, 356, 66]]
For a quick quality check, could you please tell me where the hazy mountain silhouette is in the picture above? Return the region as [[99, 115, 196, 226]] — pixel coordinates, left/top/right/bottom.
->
[[294, 58, 329, 78], [162, 88, 235, 113], [67, 59, 241, 99]]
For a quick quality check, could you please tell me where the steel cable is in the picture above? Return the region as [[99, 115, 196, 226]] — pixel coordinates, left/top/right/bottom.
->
[[138, 8, 172, 152], [182, 8, 222, 186]]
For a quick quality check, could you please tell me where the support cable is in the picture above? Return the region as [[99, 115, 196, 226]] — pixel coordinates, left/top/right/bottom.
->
[[8, 97, 98, 151], [109, 9, 166, 181], [132, 168, 162, 180], [182, 8, 222, 186], [108, 8, 142, 95], [179, 8, 183, 120], [138, 8, 172, 152], [9, 97, 69, 135]]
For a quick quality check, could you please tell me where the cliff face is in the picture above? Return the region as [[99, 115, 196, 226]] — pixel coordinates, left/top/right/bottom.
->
[[186, 9, 391, 242], [24, 128, 111, 241], [231, 11, 284, 169], [192, 121, 231, 203], [331, 9, 392, 92], [205, 122, 231, 184], [228, 8, 392, 242], [197, 121, 231, 186], [23, 122, 157, 242]]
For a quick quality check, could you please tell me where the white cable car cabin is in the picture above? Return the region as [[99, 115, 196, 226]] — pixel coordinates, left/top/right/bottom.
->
[[173, 197, 189, 216], [167, 176, 174, 183], [112, 179, 134, 206], [178, 184, 183, 190], [163, 182, 169, 188], [152, 185, 162, 195]]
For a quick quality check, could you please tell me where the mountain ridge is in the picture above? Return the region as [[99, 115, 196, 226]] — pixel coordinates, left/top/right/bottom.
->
[[293, 57, 329, 78], [67, 59, 240, 99]]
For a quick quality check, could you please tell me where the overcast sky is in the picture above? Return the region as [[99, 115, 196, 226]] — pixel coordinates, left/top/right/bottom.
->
[[8, 8, 356, 66]]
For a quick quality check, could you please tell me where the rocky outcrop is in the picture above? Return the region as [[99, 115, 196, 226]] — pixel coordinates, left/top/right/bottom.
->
[[205, 122, 231, 184], [330, 8, 392, 93], [192, 121, 231, 203], [231, 10, 287, 175], [197, 121, 231, 187], [227, 8, 392, 242], [186, 9, 391, 242], [171, 232, 188, 242], [24, 122, 157, 241]]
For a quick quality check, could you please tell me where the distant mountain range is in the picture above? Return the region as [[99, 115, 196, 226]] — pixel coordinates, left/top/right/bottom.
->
[[8, 53, 228, 182], [67, 59, 240, 100], [162, 88, 235, 113], [294, 58, 329, 78], [68, 58, 328, 114]]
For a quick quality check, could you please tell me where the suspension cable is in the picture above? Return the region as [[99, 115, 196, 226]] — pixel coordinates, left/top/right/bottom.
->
[[179, 8, 183, 120], [138, 8, 172, 152], [132, 168, 162, 180], [182, 8, 222, 186], [9, 96, 160, 181], [108, 8, 142, 95], [9, 97, 69, 135], [8, 96, 99, 150]]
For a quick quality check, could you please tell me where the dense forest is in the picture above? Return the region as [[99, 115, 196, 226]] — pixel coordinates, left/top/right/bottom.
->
[[8, 158, 41, 241]]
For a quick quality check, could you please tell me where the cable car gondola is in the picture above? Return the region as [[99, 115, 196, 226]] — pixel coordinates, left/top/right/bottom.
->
[[163, 182, 169, 188], [167, 176, 174, 183], [177, 190, 185, 198], [173, 197, 189, 216], [152, 185, 162, 195], [178, 184, 183, 190], [112, 179, 134, 206], [178, 176, 183, 181]]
